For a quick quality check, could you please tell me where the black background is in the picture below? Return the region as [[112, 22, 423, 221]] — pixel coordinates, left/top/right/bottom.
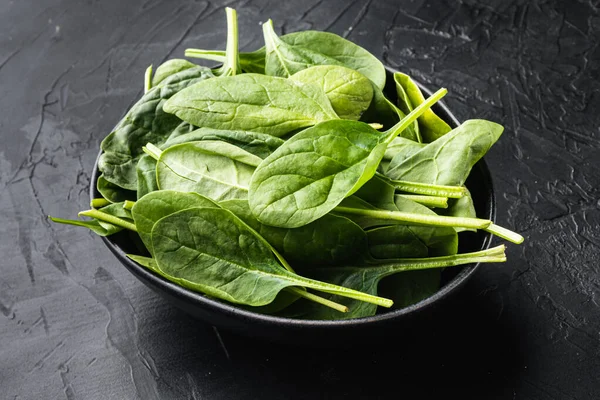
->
[[1, 0, 599, 399]]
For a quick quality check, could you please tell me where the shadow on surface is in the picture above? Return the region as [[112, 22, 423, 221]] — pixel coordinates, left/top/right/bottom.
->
[[139, 280, 523, 399]]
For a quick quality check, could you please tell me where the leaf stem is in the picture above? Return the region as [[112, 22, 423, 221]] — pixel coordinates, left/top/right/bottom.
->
[[287, 287, 348, 313], [184, 49, 227, 62], [397, 194, 448, 208], [384, 88, 447, 144], [366, 245, 507, 278], [78, 209, 138, 232], [334, 206, 491, 230], [485, 223, 524, 244], [224, 7, 239, 76], [90, 198, 111, 208], [144, 64, 153, 93], [123, 200, 136, 210], [376, 174, 466, 198], [143, 142, 163, 161]]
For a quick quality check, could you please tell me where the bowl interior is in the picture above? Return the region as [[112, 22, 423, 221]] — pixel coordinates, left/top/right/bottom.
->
[[91, 67, 496, 330]]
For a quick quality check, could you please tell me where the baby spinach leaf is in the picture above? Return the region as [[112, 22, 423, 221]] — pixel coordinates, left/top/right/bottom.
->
[[96, 174, 136, 203], [98, 66, 215, 190], [150, 141, 258, 201], [249, 89, 446, 228], [136, 154, 158, 199], [131, 190, 219, 254], [366, 225, 429, 259], [290, 65, 373, 121], [151, 207, 393, 307], [394, 72, 452, 142], [281, 245, 506, 320], [383, 136, 425, 163], [385, 119, 504, 186], [162, 74, 339, 137], [220, 199, 368, 267], [262, 20, 386, 90], [162, 127, 284, 159], [152, 59, 197, 87]]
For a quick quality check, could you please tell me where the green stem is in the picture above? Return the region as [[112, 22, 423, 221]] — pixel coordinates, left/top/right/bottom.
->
[[144, 64, 153, 93], [287, 287, 348, 313], [90, 198, 111, 208], [78, 209, 138, 232], [184, 49, 227, 62], [143, 142, 163, 161], [397, 194, 448, 209], [123, 200, 136, 210], [376, 174, 466, 198], [224, 7, 239, 76], [368, 123, 384, 130], [485, 223, 524, 244], [384, 88, 447, 144], [367, 245, 507, 278], [334, 206, 491, 230]]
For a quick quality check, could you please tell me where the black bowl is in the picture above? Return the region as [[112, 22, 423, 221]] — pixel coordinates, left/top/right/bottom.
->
[[92, 67, 496, 345]]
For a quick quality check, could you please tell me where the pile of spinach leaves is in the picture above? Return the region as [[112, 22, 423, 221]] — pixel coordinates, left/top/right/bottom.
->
[[50, 8, 523, 320]]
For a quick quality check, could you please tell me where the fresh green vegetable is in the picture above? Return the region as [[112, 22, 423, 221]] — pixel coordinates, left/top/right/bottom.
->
[[98, 65, 215, 190], [248, 88, 447, 228], [290, 65, 373, 120], [394, 72, 452, 142], [49, 7, 524, 320], [163, 73, 339, 137], [151, 206, 392, 308]]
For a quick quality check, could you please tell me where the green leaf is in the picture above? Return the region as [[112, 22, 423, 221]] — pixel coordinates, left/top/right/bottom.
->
[[248, 89, 446, 228], [162, 127, 284, 159], [136, 154, 158, 199], [385, 119, 504, 186], [163, 74, 339, 137], [131, 190, 219, 254], [262, 20, 386, 90], [96, 174, 136, 203], [394, 72, 452, 142], [98, 66, 215, 190], [152, 59, 197, 87], [153, 141, 258, 201], [249, 119, 388, 228], [220, 199, 368, 267], [290, 65, 373, 121], [151, 207, 393, 307]]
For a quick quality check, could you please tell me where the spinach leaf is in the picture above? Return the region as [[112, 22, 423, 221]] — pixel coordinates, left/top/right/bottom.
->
[[290, 65, 373, 120], [385, 119, 504, 186], [151, 207, 393, 307], [96, 174, 136, 203], [148, 141, 258, 201], [98, 66, 215, 190], [152, 59, 197, 87], [366, 225, 428, 259], [438, 188, 478, 233], [248, 89, 446, 228], [383, 136, 425, 163], [136, 154, 158, 199], [262, 20, 386, 90], [163, 74, 339, 137], [162, 127, 284, 159], [220, 199, 368, 267], [281, 245, 506, 320], [131, 190, 219, 254], [394, 72, 452, 142], [394, 77, 422, 142]]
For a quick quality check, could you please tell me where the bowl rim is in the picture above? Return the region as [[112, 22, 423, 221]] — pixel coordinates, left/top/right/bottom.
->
[[92, 67, 496, 328]]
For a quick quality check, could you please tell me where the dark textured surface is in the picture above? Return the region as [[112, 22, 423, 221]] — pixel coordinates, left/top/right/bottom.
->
[[1, 0, 598, 398]]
